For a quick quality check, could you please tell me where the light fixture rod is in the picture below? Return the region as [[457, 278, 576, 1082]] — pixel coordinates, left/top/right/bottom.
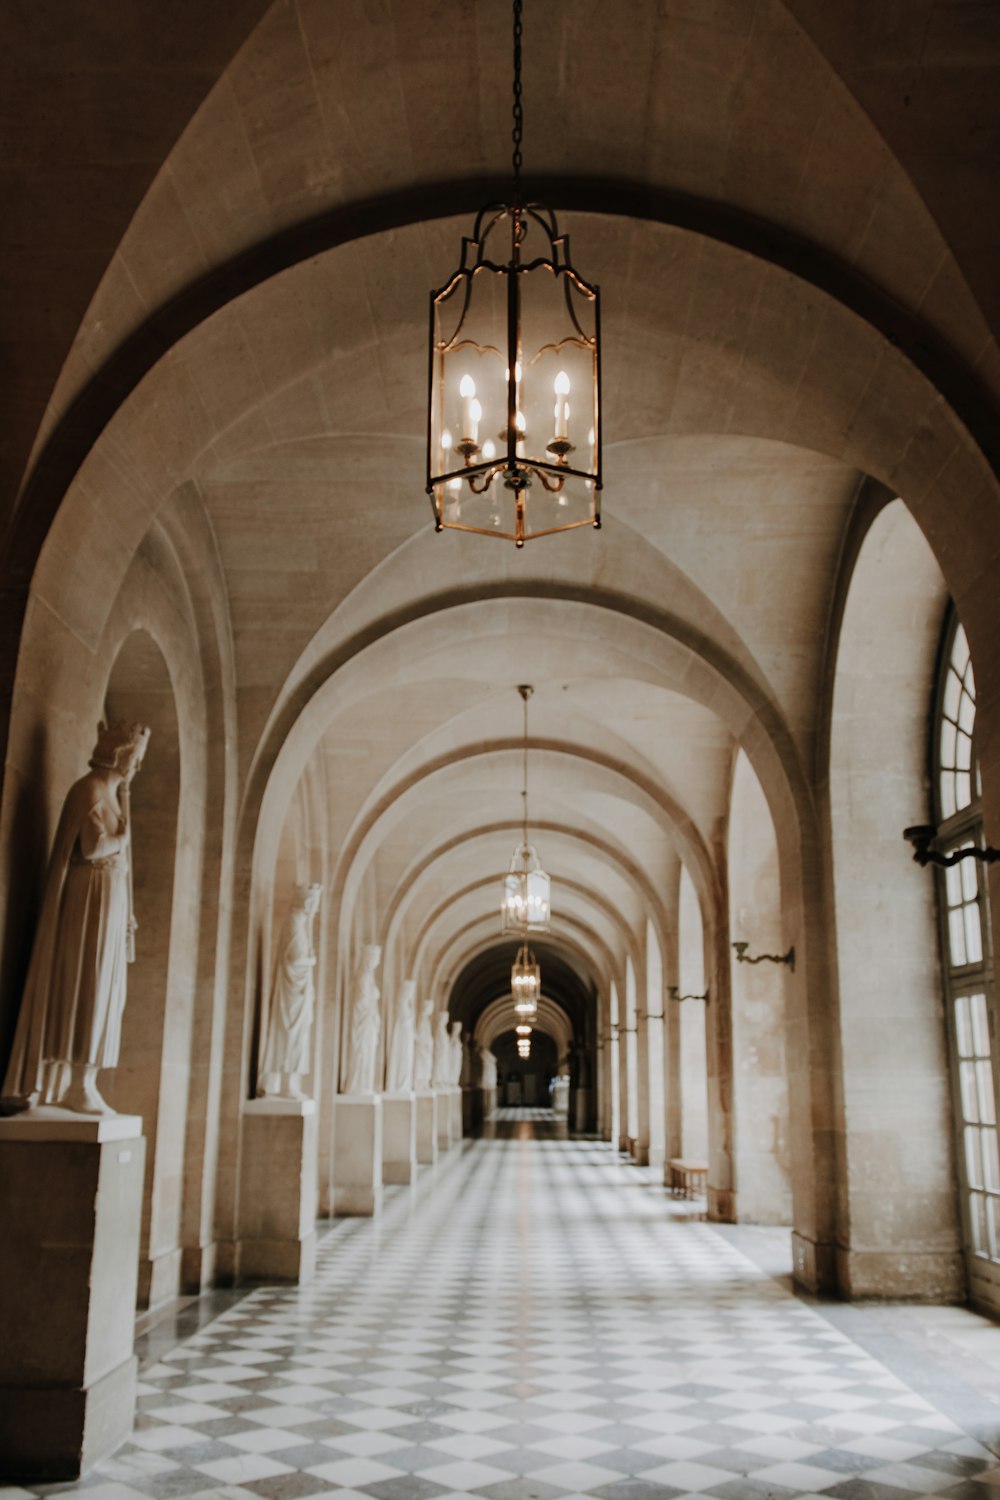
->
[[519, 683, 532, 856], [511, 0, 523, 205]]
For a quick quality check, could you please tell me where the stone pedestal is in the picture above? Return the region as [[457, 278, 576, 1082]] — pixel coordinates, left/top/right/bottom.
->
[[382, 1092, 417, 1185], [435, 1087, 452, 1151], [448, 1086, 463, 1142], [333, 1094, 382, 1215], [239, 1098, 317, 1282], [0, 1109, 145, 1480], [414, 1089, 438, 1164]]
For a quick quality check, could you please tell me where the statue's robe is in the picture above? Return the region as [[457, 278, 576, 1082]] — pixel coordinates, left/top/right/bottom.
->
[[2, 774, 129, 1105]]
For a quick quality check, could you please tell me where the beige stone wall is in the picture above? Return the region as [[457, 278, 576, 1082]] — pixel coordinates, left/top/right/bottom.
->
[[825, 500, 963, 1300], [1, 0, 999, 1322], [727, 750, 793, 1226]]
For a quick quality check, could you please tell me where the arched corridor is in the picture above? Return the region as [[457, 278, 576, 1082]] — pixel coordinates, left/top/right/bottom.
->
[[11, 1112, 1000, 1500], [3, 0, 1000, 1484]]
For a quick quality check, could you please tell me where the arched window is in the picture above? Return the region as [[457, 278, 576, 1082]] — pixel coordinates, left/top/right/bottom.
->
[[934, 611, 998, 1298]]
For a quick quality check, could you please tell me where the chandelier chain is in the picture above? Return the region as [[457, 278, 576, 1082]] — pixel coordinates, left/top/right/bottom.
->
[[522, 686, 529, 851], [511, 0, 523, 202]]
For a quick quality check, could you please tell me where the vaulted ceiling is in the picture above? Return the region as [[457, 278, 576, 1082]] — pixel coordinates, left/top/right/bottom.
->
[[5, 0, 999, 1027]]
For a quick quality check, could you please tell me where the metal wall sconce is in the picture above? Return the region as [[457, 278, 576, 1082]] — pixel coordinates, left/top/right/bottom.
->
[[732, 941, 795, 972], [667, 986, 709, 1003], [903, 825, 1000, 869]]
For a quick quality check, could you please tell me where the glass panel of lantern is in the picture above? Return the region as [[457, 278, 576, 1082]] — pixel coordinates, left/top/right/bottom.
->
[[501, 845, 550, 935], [428, 206, 601, 546]]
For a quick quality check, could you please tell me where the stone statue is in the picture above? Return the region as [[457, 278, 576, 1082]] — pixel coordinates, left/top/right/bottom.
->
[[460, 1030, 476, 1088], [385, 978, 416, 1092], [342, 943, 381, 1094], [431, 1010, 451, 1087], [1, 720, 151, 1116], [481, 1046, 498, 1089], [412, 999, 434, 1089], [258, 883, 323, 1099], [448, 1020, 464, 1086]]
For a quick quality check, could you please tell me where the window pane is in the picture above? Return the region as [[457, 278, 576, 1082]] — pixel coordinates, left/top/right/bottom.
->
[[972, 994, 990, 1054], [983, 1130, 1000, 1192], [954, 623, 970, 675], [950, 907, 968, 965], [962, 1063, 980, 1123], [960, 692, 976, 736], [944, 668, 961, 721], [967, 1126, 985, 1186], [966, 904, 984, 965], [946, 864, 963, 909], [941, 718, 958, 769], [971, 1190, 987, 1253], [956, 995, 973, 1057], [978, 1061, 997, 1125], [957, 733, 972, 770], [988, 1194, 1000, 1258], [941, 777, 956, 820], [961, 858, 979, 902], [957, 771, 972, 808]]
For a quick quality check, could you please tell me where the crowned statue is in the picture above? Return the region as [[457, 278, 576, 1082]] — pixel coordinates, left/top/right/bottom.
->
[[412, 999, 435, 1090], [1, 719, 151, 1116], [258, 883, 323, 1100], [481, 1045, 498, 1089], [342, 943, 382, 1095], [385, 978, 416, 1093]]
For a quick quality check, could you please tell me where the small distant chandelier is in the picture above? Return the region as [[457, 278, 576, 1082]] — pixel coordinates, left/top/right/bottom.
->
[[426, 0, 602, 547], [512, 944, 540, 1019], [516, 1024, 532, 1058], [501, 685, 550, 935]]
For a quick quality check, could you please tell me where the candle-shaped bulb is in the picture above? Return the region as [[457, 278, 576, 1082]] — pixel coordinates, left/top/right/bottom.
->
[[442, 427, 452, 453], [483, 439, 496, 460], [554, 370, 571, 439], [459, 375, 477, 443]]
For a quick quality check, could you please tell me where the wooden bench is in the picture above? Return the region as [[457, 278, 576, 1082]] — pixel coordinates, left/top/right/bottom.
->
[[668, 1158, 708, 1199]]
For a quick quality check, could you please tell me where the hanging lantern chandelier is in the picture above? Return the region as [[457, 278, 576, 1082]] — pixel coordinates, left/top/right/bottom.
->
[[501, 685, 550, 935], [511, 944, 540, 1019], [426, 0, 602, 548]]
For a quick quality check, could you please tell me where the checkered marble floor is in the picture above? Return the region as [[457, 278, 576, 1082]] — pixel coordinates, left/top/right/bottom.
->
[[7, 1107, 1000, 1500]]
